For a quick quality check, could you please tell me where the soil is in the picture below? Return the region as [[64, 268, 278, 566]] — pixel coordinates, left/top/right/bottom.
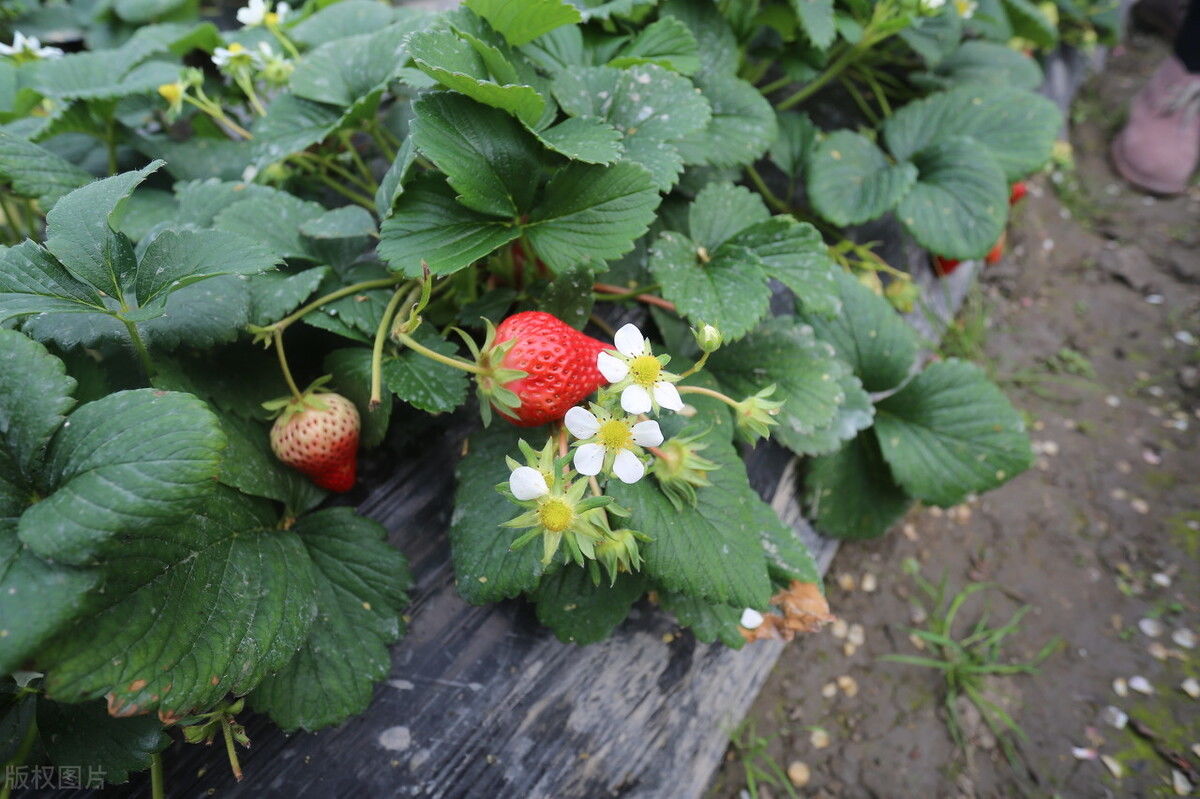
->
[[709, 29, 1200, 799]]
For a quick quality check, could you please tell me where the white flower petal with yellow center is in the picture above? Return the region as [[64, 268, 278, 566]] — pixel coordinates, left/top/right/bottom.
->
[[0, 32, 63, 60], [631, 420, 664, 447], [565, 406, 662, 484], [597, 323, 684, 415], [614, 323, 645, 357], [612, 450, 645, 483], [237, 0, 268, 25], [597, 351, 628, 383], [573, 443, 606, 476], [509, 466, 548, 501]]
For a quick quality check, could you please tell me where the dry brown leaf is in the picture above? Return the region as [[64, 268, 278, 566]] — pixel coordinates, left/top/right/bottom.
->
[[740, 581, 835, 642]]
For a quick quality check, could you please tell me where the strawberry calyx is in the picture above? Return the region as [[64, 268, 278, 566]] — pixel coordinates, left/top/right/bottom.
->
[[451, 319, 528, 426], [261, 375, 336, 423]]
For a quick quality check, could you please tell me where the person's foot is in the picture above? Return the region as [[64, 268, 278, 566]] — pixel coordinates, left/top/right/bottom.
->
[[1111, 56, 1200, 195], [1131, 0, 1188, 38]]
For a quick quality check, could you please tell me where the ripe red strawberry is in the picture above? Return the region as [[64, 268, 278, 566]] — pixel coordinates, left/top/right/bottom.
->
[[985, 232, 1006, 265], [932, 255, 962, 276], [269, 392, 360, 492], [1009, 181, 1028, 205], [476, 311, 609, 427]]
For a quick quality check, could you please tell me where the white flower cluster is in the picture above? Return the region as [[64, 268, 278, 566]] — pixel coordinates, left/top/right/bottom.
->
[[236, 0, 290, 27], [0, 32, 63, 60]]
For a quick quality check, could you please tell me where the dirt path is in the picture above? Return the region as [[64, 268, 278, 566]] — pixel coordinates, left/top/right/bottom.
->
[[710, 30, 1200, 799]]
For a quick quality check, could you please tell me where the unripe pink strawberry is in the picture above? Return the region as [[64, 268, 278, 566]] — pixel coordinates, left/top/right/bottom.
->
[[269, 392, 360, 492]]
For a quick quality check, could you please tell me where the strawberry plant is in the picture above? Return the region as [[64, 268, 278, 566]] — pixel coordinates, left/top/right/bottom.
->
[[0, 0, 1055, 791]]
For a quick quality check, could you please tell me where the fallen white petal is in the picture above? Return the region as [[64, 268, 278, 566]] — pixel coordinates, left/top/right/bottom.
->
[[614, 323, 645, 357], [597, 351, 628, 383], [564, 406, 599, 439], [740, 608, 764, 629], [1182, 677, 1200, 698], [509, 467, 548, 501], [631, 419, 664, 447], [1139, 618, 1164, 638], [1129, 675, 1154, 695], [612, 448, 645, 484], [621, 384, 652, 414], [1173, 628, 1196, 649], [652, 380, 683, 411], [1100, 706, 1128, 729], [573, 443, 605, 476]]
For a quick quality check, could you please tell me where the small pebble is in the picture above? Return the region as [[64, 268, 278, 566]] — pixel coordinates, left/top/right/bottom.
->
[[1138, 618, 1164, 638], [909, 633, 926, 651], [810, 728, 830, 749], [836, 573, 856, 592], [740, 608, 764, 630], [860, 573, 878, 593], [1105, 395, 1121, 408], [1192, 744, 1200, 759], [1129, 676, 1154, 695], [1130, 498, 1149, 514], [1145, 293, 1165, 304], [1101, 755, 1123, 779], [847, 624, 865, 647], [1100, 706, 1128, 729], [1172, 629, 1195, 649], [843, 643, 858, 657], [1182, 677, 1200, 699], [1173, 770, 1194, 796], [830, 619, 848, 639], [1110, 488, 1128, 501], [787, 761, 811, 788], [1116, 460, 1132, 474], [1113, 678, 1129, 698], [1175, 330, 1196, 346], [1152, 573, 1172, 587], [1149, 642, 1170, 661], [821, 682, 837, 698], [837, 675, 859, 697], [1071, 746, 1097, 760], [902, 523, 919, 541]]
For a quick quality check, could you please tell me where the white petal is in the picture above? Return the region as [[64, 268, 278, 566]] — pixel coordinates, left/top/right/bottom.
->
[[740, 608, 764, 629], [612, 449, 645, 484], [276, 1, 291, 19], [564, 406, 599, 440], [597, 351, 629, 383], [509, 466, 548, 501], [574, 443, 605, 476], [620, 384, 652, 414], [631, 420, 663, 447], [652, 381, 683, 411], [613, 323, 645, 357]]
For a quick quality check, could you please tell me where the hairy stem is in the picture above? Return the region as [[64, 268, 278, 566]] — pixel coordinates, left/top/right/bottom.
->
[[274, 329, 303, 401], [269, 276, 407, 331], [222, 719, 243, 782], [676, 350, 710, 379], [744, 164, 790, 214], [393, 331, 485, 375], [677, 384, 739, 409], [370, 286, 415, 408], [150, 752, 164, 799], [123, 319, 155, 380], [592, 283, 676, 312]]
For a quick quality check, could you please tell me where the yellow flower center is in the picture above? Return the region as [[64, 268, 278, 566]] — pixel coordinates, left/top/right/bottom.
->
[[629, 354, 661, 387], [265, 11, 279, 24], [597, 419, 633, 451], [158, 83, 183, 104], [538, 498, 574, 532], [228, 42, 245, 54]]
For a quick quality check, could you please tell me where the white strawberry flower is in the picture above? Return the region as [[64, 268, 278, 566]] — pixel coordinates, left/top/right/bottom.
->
[[212, 42, 260, 71], [953, 0, 977, 18], [0, 32, 64, 60], [564, 405, 663, 484], [597, 323, 683, 415], [508, 466, 549, 501], [237, 0, 290, 26]]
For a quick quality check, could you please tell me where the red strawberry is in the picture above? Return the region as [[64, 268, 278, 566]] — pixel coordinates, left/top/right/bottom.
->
[[476, 311, 609, 427], [1009, 181, 1028, 205], [269, 392, 360, 492], [933, 255, 962, 276], [985, 232, 1006, 265]]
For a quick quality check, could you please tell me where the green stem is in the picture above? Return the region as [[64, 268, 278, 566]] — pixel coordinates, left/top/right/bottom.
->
[[270, 276, 407, 331], [677, 383, 739, 409], [744, 164, 791, 214], [267, 22, 301, 59], [341, 132, 376, 188], [756, 74, 793, 95], [0, 715, 38, 799], [838, 74, 881, 126], [370, 286, 414, 408], [394, 331, 485, 375], [105, 116, 118, 174], [777, 43, 858, 109], [0, 192, 26, 243], [221, 718, 243, 782], [367, 120, 398, 161], [150, 752, 165, 799], [274, 329, 303, 401], [677, 350, 710, 379], [184, 95, 253, 139], [123, 319, 155, 379], [292, 151, 377, 194], [234, 72, 267, 116]]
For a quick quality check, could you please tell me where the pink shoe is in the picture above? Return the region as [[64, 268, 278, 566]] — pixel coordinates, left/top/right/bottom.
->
[[1111, 56, 1200, 195]]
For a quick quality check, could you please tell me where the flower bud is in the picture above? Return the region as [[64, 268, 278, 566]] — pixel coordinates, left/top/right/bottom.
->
[[694, 323, 722, 353], [856, 270, 884, 296], [884, 278, 919, 313]]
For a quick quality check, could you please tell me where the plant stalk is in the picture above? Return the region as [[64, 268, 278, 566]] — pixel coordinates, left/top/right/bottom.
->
[[393, 331, 485, 375], [150, 752, 165, 799], [370, 286, 415, 408], [123, 319, 156, 379], [274, 329, 303, 401]]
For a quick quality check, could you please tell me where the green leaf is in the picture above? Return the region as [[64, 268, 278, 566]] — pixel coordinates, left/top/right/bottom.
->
[[113, 0, 191, 23], [686, 181, 769, 252], [539, 260, 596, 329], [526, 160, 660, 272], [724, 216, 840, 317], [325, 348, 392, 449], [31, 44, 176, 101], [40, 488, 316, 717], [895, 137, 1007, 259], [213, 191, 326, 262], [139, 275, 251, 350], [608, 434, 771, 608], [898, 8, 963, 65], [882, 86, 1062, 181], [248, 265, 328, 326], [250, 95, 346, 168], [379, 175, 520, 276], [450, 424, 545, 604], [250, 507, 410, 732], [384, 327, 470, 414], [411, 92, 540, 217], [1002, 0, 1059, 48], [375, 137, 418, 219], [289, 24, 413, 108], [565, 0, 659, 20], [796, 268, 918, 392], [0, 328, 76, 477], [408, 27, 546, 127], [874, 358, 1033, 507], [465, 0, 582, 46], [19, 389, 225, 566], [770, 110, 817, 181], [213, 410, 325, 516], [535, 567, 646, 644], [790, 0, 836, 48], [707, 316, 847, 447], [44, 163, 162, 300], [912, 40, 1043, 91], [0, 241, 108, 323], [134, 228, 279, 308], [290, 0, 402, 48], [136, 134, 253, 182], [648, 230, 770, 341], [37, 698, 169, 783], [608, 16, 699, 74], [806, 433, 912, 539], [808, 130, 918, 227], [658, 591, 745, 648], [660, 0, 737, 75], [531, 115, 624, 164], [0, 129, 91, 208], [299, 205, 378, 239], [773, 370, 873, 457], [674, 74, 776, 168]]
